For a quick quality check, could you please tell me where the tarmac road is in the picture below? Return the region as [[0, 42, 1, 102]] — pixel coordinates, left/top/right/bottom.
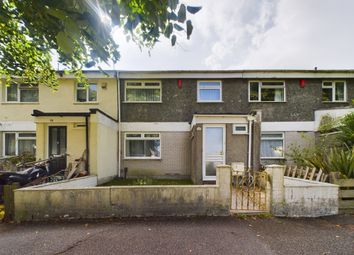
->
[[0, 215, 353, 255]]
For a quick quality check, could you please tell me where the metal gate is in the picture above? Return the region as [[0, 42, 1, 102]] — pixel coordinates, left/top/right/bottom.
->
[[231, 170, 269, 212]]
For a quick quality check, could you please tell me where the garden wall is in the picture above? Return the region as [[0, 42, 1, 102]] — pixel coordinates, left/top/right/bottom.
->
[[14, 166, 231, 221]]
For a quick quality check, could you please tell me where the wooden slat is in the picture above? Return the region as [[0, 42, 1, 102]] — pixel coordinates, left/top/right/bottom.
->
[[303, 167, 309, 180], [291, 166, 297, 178], [321, 174, 328, 182], [308, 167, 316, 181], [315, 169, 323, 182], [339, 200, 354, 209], [295, 167, 301, 178], [285, 166, 292, 176], [339, 190, 354, 199], [334, 179, 354, 187]]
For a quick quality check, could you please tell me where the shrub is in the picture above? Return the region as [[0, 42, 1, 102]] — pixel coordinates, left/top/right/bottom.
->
[[337, 112, 354, 149]]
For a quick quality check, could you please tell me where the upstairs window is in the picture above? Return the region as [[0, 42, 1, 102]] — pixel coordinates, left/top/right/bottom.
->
[[76, 83, 97, 102], [249, 81, 285, 102], [197, 81, 222, 102], [322, 81, 346, 102], [6, 84, 39, 102], [4, 132, 36, 156], [125, 133, 161, 159], [261, 133, 284, 159], [125, 81, 161, 102]]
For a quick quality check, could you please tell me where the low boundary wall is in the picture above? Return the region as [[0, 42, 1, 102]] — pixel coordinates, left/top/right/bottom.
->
[[266, 165, 339, 217], [14, 167, 231, 221]]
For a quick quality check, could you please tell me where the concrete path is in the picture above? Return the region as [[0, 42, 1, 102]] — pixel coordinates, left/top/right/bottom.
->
[[0, 215, 353, 255]]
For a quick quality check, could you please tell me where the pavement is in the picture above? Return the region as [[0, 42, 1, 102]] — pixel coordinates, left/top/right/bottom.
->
[[0, 215, 353, 255]]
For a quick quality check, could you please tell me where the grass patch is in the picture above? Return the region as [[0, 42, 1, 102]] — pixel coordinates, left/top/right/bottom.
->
[[100, 178, 194, 186]]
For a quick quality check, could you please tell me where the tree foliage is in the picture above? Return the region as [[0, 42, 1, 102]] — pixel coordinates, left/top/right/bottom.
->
[[0, 0, 201, 87]]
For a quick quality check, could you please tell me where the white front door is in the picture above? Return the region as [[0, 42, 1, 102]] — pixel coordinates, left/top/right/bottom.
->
[[203, 125, 226, 181]]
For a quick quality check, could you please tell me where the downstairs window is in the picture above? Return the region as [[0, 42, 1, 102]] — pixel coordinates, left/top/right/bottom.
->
[[125, 133, 161, 159], [4, 132, 36, 156]]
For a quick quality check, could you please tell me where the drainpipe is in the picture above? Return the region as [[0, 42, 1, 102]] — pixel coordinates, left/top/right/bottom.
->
[[247, 115, 255, 169], [116, 71, 121, 178], [85, 116, 90, 174]]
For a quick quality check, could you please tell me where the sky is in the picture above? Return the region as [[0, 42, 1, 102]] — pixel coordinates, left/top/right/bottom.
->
[[65, 0, 354, 71]]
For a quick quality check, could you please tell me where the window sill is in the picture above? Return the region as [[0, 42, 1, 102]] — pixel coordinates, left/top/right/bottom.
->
[[73, 102, 99, 105], [1, 102, 39, 105], [124, 157, 162, 160], [321, 101, 348, 104], [197, 101, 224, 103], [249, 101, 287, 103], [261, 157, 285, 160], [123, 101, 162, 104]]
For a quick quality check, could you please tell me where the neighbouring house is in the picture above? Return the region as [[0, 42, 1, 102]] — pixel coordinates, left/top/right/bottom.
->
[[0, 70, 353, 184]]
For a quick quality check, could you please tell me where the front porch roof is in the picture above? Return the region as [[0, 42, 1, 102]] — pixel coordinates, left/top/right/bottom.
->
[[32, 109, 118, 122]]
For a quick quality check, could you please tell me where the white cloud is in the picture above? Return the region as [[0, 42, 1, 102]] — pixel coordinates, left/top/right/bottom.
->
[[58, 0, 354, 70]]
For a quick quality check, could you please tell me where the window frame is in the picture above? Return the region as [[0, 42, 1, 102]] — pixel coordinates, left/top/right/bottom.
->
[[124, 132, 161, 159], [321, 81, 347, 102], [5, 84, 39, 103], [75, 83, 98, 103], [197, 80, 223, 103], [3, 132, 36, 157], [248, 80, 286, 102], [232, 124, 248, 134], [260, 132, 285, 159], [124, 80, 162, 103]]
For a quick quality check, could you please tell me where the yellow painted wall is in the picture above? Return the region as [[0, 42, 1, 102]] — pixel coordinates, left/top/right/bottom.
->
[[0, 78, 118, 121], [35, 117, 86, 163], [89, 112, 118, 184]]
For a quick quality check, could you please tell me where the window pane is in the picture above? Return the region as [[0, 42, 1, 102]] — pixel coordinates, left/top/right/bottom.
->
[[126, 140, 145, 157], [206, 161, 223, 176], [144, 140, 160, 157], [18, 133, 36, 138], [144, 82, 160, 87], [7, 84, 18, 101], [335, 82, 345, 101], [18, 140, 36, 156], [262, 81, 284, 86], [126, 134, 142, 138], [77, 89, 87, 102], [261, 140, 283, 158], [126, 88, 160, 102], [235, 126, 246, 131], [261, 88, 284, 102], [144, 134, 159, 138], [126, 82, 142, 86], [262, 133, 283, 139], [199, 81, 221, 87], [20, 89, 38, 102], [199, 89, 221, 101], [5, 133, 16, 155], [249, 82, 259, 101], [322, 88, 332, 102], [88, 84, 97, 101]]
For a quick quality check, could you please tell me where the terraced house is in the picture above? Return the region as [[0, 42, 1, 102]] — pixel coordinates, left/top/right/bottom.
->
[[1, 70, 353, 184]]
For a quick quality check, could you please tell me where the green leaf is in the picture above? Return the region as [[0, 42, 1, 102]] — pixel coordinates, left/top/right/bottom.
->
[[186, 20, 193, 39], [56, 31, 74, 54], [164, 22, 173, 38], [168, 12, 178, 21], [177, 4, 186, 23], [187, 6, 202, 14], [171, 34, 176, 46]]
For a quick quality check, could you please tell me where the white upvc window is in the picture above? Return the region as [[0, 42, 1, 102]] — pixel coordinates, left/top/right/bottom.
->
[[3, 132, 36, 156], [76, 83, 97, 102], [125, 80, 162, 102], [6, 84, 39, 102], [232, 124, 248, 134], [322, 81, 346, 102], [124, 133, 161, 159], [197, 81, 222, 102], [261, 132, 284, 159], [249, 81, 286, 102]]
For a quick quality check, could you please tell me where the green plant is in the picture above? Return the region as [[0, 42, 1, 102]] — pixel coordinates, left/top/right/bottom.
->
[[133, 177, 153, 185], [337, 112, 354, 149], [326, 147, 354, 178]]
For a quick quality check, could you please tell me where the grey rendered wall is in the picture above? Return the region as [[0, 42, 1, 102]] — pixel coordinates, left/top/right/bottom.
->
[[122, 132, 190, 178], [190, 124, 202, 184], [225, 124, 248, 167], [120, 78, 353, 122]]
